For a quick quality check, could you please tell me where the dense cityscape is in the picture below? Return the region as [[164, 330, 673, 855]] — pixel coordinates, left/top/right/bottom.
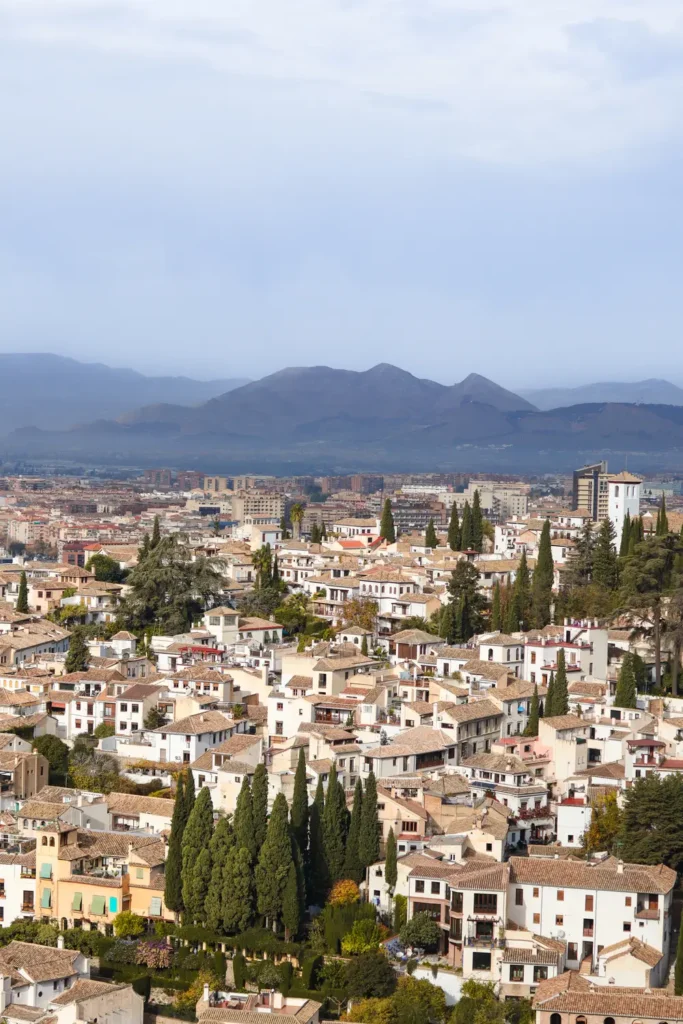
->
[[0, 462, 679, 1024]]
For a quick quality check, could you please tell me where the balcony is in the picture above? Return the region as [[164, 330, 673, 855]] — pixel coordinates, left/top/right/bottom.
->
[[583, 927, 594, 937], [464, 936, 506, 948], [635, 907, 660, 920], [516, 806, 551, 820]]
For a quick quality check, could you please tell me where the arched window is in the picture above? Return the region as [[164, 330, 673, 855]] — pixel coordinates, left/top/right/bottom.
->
[[41, 836, 47, 846], [550, 1014, 562, 1024], [49, 837, 55, 847], [615, 486, 619, 497], [576, 1017, 587, 1024], [488, 649, 494, 661], [604, 1017, 616, 1024]]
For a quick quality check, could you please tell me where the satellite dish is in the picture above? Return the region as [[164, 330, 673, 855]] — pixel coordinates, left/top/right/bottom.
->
[[557, 930, 566, 938]]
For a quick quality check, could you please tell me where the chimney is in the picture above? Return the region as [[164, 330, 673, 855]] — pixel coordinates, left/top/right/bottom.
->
[[57, 935, 64, 950], [617, 859, 624, 874]]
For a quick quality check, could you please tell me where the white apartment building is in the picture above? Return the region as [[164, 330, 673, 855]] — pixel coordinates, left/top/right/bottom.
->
[[608, 471, 642, 549]]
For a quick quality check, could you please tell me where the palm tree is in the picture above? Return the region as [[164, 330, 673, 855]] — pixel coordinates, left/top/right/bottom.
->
[[290, 503, 305, 541], [251, 544, 272, 590]]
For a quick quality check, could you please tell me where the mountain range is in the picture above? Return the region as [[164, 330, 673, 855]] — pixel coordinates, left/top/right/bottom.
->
[[4, 356, 683, 473], [0, 354, 249, 431], [520, 378, 683, 410]]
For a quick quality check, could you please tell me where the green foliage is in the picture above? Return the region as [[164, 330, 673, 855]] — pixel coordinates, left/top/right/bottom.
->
[[69, 746, 121, 793], [32, 735, 69, 781], [531, 520, 554, 628], [615, 652, 638, 708], [255, 792, 292, 927], [359, 771, 380, 869], [392, 975, 448, 1024], [205, 815, 235, 932], [524, 684, 540, 736], [323, 763, 348, 885], [282, 858, 302, 938], [16, 571, 29, 613], [144, 706, 167, 730], [448, 502, 460, 551], [114, 911, 146, 938], [233, 952, 247, 991], [222, 846, 255, 932], [393, 894, 407, 932], [307, 778, 327, 906], [592, 518, 618, 591], [385, 828, 397, 893], [291, 747, 309, 859], [318, 901, 376, 954], [380, 499, 396, 544], [343, 778, 364, 883], [302, 954, 324, 989], [447, 561, 486, 642], [507, 550, 531, 632], [471, 490, 483, 553], [252, 763, 269, 850], [425, 520, 438, 549], [675, 915, 683, 995], [65, 627, 90, 673], [165, 773, 186, 914], [279, 960, 293, 995], [94, 722, 115, 739], [181, 786, 214, 922], [132, 975, 152, 1003], [551, 649, 569, 716], [491, 582, 501, 632], [460, 502, 473, 550], [657, 495, 669, 537], [582, 790, 622, 855], [234, 775, 256, 861], [86, 554, 127, 583], [345, 951, 397, 999], [399, 912, 442, 951], [619, 773, 683, 868], [341, 918, 383, 955]]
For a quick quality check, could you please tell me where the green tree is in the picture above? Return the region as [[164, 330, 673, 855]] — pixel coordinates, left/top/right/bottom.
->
[[94, 722, 115, 739], [564, 520, 595, 589], [150, 515, 161, 549], [620, 534, 681, 688], [471, 490, 483, 552], [85, 554, 126, 583], [359, 770, 380, 870], [252, 544, 273, 590], [447, 561, 486, 642], [392, 975, 448, 1024], [675, 912, 683, 995], [65, 628, 90, 673], [345, 951, 397, 999], [620, 511, 632, 557], [344, 777, 364, 883], [512, 550, 531, 631], [544, 671, 556, 718], [307, 778, 327, 905], [592, 518, 618, 591], [143, 706, 166, 730], [323, 763, 348, 885], [181, 786, 214, 921], [32, 735, 69, 782], [399, 912, 442, 951], [524, 684, 540, 736], [614, 652, 638, 708], [380, 499, 396, 544], [553, 649, 569, 716], [582, 790, 622, 856], [491, 582, 501, 632], [223, 846, 254, 933], [16, 571, 29, 613], [252, 763, 269, 850], [361, 634, 369, 656], [425, 520, 438, 549], [460, 502, 473, 550], [183, 769, 196, 820], [113, 911, 146, 938], [448, 502, 460, 551], [657, 495, 669, 536], [290, 747, 309, 857], [234, 775, 256, 861], [531, 520, 554, 628], [282, 858, 301, 940], [165, 773, 186, 915], [619, 774, 683, 869], [204, 815, 235, 931], [385, 827, 397, 894], [289, 503, 305, 540], [255, 792, 292, 929]]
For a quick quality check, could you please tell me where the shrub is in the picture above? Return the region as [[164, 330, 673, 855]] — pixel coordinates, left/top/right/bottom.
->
[[406, 959, 417, 976], [114, 911, 146, 939], [329, 880, 361, 906], [279, 961, 293, 996], [135, 940, 173, 970], [214, 951, 227, 982], [106, 940, 140, 966], [393, 895, 407, 933], [345, 951, 397, 999], [341, 919, 383, 955], [132, 975, 151, 1002], [301, 954, 323, 990], [256, 961, 282, 990], [320, 901, 376, 953], [233, 952, 247, 991], [399, 913, 442, 952], [94, 722, 115, 739]]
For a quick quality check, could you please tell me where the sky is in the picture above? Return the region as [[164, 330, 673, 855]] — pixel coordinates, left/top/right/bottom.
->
[[2, 1, 683, 387]]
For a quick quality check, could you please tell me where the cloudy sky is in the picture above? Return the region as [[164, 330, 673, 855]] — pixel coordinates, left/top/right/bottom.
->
[[2, 0, 683, 386]]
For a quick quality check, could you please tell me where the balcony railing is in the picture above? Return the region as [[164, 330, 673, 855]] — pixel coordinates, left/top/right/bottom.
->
[[635, 907, 660, 920], [516, 807, 551, 819], [583, 927, 594, 937], [464, 936, 505, 948]]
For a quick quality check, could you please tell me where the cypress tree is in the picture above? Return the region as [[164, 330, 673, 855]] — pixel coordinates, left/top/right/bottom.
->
[[255, 792, 292, 929], [460, 502, 473, 550], [234, 775, 256, 861], [544, 672, 556, 718], [343, 778, 364, 882], [592, 518, 618, 591], [615, 653, 637, 709], [322, 763, 347, 885], [290, 747, 309, 857], [512, 550, 531, 630], [380, 499, 396, 544], [425, 519, 438, 549], [361, 634, 369, 656], [165, 774, 186, 914], [675, 910, 683, 994], [531, 521, 554, 628], [620, 511, 632, 557], [204, 815, 235, 931], [448, 502, 460, 551], [223, 846, 255, 933], [65, 628, 90, 673], [282, 859, 301, 940], [524, 684, 540, 736], [150, 515, 161, 549], [471, 490, 483, 552], [657, 496, 669, 536], [181, 786, 214, 921], [554, 649, 569, 716], [491, 582, 501, 632], [16, 571, 28, 614], [272, 553, 280, 585], [385, 827, 397, 894], [358, 770, 380, 869], [183, 770, 196, 821], [321, 521, 327, 540], [252, 763, 269, 850], [503, 588, 519, 635], [138, 533, 151, 563], [307, 778, 327, 905]]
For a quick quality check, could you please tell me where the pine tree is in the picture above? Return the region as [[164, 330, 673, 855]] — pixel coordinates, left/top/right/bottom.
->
[[675, 910, 683, 994], [531, 520, 554, 628], [204, 815, 235, 930], [234, 775, 256, 861], [65, 628, 90, 673], [544, 671, 555, 718], [524, 684, 540, 736], [307, 778, 327, 905], [361, 634, 369, 656], [16, 571, 28, 614], [165, 774, 186, 914], [380, 499, 396, 544], [385, 827, 397, 894], [322, 763, 347, 885], [358, 770, 380, 869], [491, 582, 501, 632], [460, 502, 473, 550], [255, 792, 292, 929], [252, 763, 269, 850], [425, 519, 438, 549], [592, 518, 618, 591], [290, 747, 309, 857], [181, 786, 214, 921], [343, 778, 364, 882], [512, 550, 531, 630], [620, 511, 632, 557], [448, 502, 460, 551], [471, 490, 483, 552], [553, 649, 569, 716], [223, 846, 254, 932], [657, 495, 669, 536], [615, 653, 637, 709], [282, 858, 301, 939], [150, 515, 161, 549]]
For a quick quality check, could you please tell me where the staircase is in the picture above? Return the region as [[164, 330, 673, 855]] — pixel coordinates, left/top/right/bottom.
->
[[579, 956, 592, 976]]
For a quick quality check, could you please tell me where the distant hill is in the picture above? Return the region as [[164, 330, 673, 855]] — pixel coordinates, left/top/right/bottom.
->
[[0, 354, 250, 430], [520, 379, 683, 410]]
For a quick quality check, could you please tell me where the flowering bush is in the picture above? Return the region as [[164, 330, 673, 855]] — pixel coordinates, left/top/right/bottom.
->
[[135, 939, 173, 970]]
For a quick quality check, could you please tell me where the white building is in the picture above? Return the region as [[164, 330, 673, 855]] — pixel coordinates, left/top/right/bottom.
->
[[608, 471, 642, 549]]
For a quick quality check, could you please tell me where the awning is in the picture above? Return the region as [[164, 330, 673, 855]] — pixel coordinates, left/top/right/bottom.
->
[[41, 889, 51, 909], [150, 897, 162, 916], [39, 863, 52, 879], [72, 892, 82, 911], [90, 895, 106, 915]]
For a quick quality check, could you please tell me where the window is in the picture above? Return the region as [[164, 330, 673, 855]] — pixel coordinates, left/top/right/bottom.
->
[[472, 952, 491, 971], [585, 895, 594, 912], [567, 943, 578, 961], [557, 890, 564, 901], [533, 888, 539, 898], [550, 1015, 562, 1024], [625, 896, 632, 907], [131, 704, 139, 713], [120, 703, 127, 711], [515, 889, 523, 906], [509, 965, 524, 982], [604, 1018, 615, 1024], [402, 821, 418, 833], [555, 915, 563, 926], [623, 922, 631, 932], [415, 880, 425, 893], [75, 719, 81, 729], [533, 966, 548, 982], [486, 843, 493, 852], [567, 834, 574, 843]]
